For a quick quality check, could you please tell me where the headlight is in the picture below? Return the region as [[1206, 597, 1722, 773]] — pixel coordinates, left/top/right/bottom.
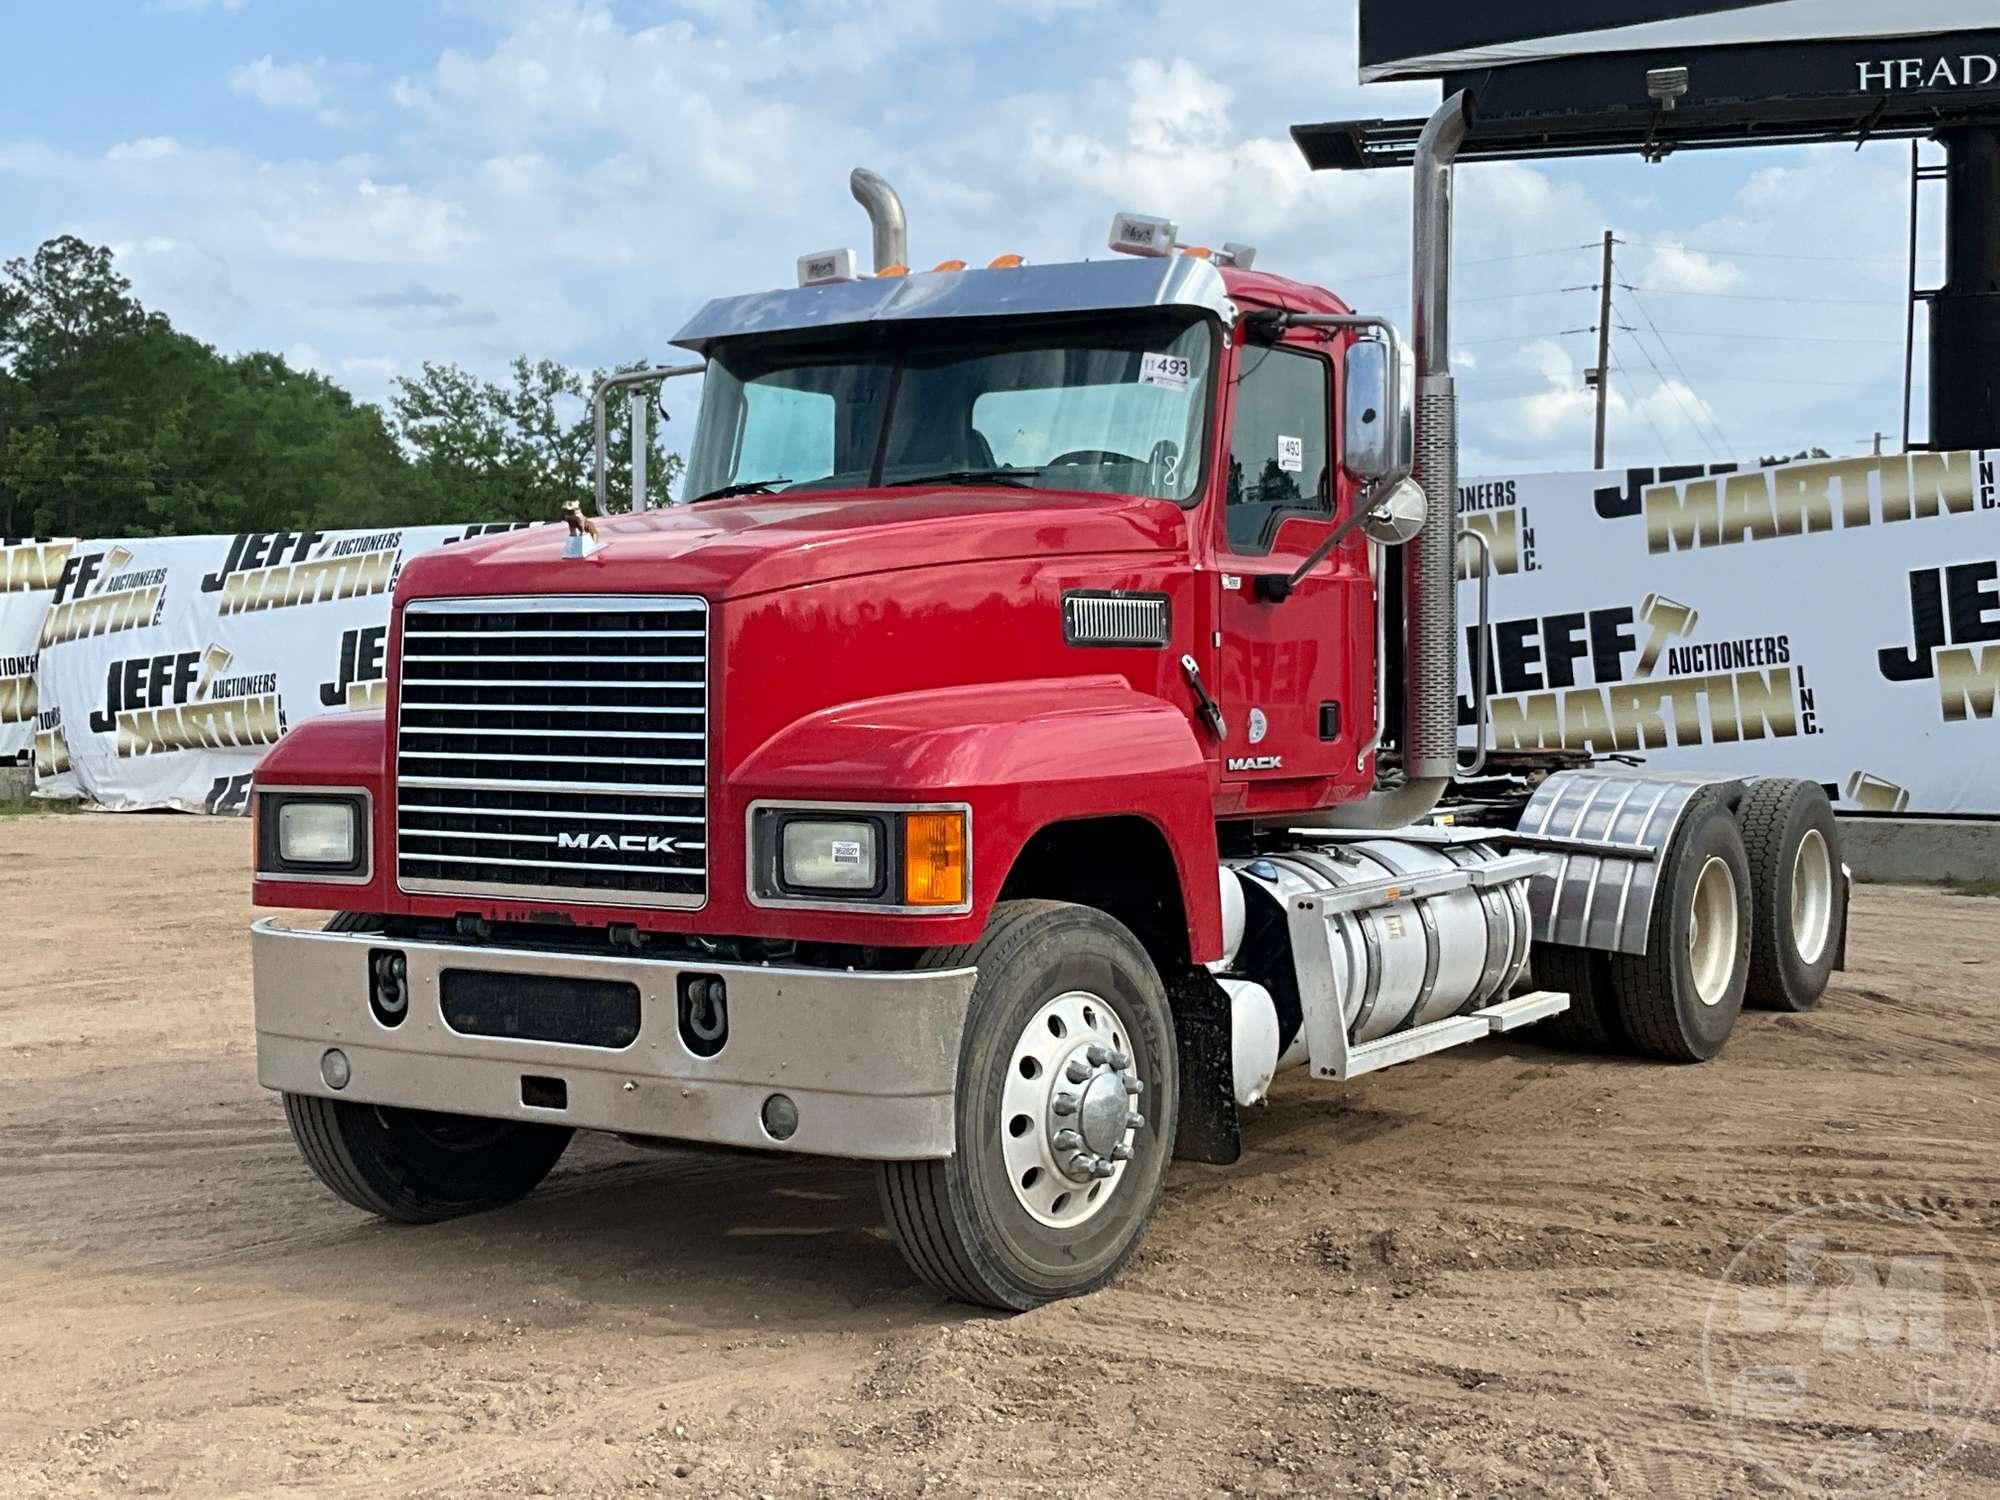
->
[[257, 790, 370, 881], [279, 802, 358, 865], [750, 804, 970, 910], [781, 819, 880, 892]]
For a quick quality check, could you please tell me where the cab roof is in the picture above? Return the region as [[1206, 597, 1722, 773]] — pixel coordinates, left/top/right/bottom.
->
[[670, 254, 1352, 356]]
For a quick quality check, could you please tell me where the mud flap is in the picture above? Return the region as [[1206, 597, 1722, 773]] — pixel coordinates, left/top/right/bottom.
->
[[1167, 970, 1241, 1166]]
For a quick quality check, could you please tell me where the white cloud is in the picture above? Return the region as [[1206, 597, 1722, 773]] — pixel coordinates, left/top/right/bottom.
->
[[229, 56, 323, 112], [228, 56, 361, 129], [1637, 241, 1746, 295]]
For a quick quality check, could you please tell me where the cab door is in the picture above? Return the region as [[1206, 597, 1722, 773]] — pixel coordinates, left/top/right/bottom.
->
[[1212, 337, 1372, 799]]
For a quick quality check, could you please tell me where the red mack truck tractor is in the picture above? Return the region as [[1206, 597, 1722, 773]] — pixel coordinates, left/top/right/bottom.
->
[[249, 96, 1848, 1310]]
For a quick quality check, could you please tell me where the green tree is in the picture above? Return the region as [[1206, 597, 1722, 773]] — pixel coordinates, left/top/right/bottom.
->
[[0, 233, 683, 538], [392, 355, 682, 523]]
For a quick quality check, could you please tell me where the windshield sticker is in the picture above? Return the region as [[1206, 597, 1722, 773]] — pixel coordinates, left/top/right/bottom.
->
[[1278, 435, 1304, 473], [1139, 352, 1192, 391]]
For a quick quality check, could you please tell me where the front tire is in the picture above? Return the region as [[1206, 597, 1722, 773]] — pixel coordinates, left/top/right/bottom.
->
[[877, 900, 1179, 1311], [283, 1094, 572, 1224]]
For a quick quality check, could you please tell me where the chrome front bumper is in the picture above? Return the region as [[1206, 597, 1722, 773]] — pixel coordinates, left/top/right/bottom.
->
[[251, 919, 976, 1160]]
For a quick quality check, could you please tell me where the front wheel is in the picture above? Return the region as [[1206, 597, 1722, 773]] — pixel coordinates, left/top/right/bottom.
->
[[877, 901, 1179, 1311], [283, 1094, 572, 1224]]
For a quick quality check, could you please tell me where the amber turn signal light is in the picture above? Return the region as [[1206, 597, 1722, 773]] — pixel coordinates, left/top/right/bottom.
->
[[903, 812, 968, 907]]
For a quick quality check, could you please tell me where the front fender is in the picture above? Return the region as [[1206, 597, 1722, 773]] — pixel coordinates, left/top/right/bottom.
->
[[249, 710, 390, 909], [734, 675, 1223, 959]]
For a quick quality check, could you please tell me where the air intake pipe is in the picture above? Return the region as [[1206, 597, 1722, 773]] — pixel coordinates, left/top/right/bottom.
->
[[1402, 90, 1474, 786], [849, 168, 909, 274]]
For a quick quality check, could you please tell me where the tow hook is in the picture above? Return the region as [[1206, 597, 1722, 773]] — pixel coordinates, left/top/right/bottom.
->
[[678, 974, 729, 1057]]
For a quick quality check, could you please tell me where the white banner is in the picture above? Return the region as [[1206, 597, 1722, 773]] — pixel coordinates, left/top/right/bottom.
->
[[2, 539, 75, 779], [32, 524, 527, 813], [1458, 450, 2000, 815]]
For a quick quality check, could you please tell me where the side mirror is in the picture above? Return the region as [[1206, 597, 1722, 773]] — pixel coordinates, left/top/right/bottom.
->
[[1342, 335, 1413, 486]]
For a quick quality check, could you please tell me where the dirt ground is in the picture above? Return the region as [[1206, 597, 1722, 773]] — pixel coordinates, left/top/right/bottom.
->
[[2, 813, 1998, 1498]]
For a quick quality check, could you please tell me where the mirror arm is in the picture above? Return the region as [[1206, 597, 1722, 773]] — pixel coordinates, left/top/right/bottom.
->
[[1255, 482, 1379, 603], [591, 363, 706, 516]]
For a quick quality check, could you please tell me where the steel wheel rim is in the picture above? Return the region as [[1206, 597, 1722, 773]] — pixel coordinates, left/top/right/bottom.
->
[[1687, 855, 1740, 1007], [1000, 990, 1144, 1230], [1791, 828, 1833, 965]]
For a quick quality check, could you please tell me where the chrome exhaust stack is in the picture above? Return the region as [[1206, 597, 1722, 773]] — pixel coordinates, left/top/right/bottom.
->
[[1403, 90, 1474, 784], [849, 168, 909, 273]]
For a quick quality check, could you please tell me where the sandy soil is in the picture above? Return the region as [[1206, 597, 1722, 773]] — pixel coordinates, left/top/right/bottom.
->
[[2, 812, 1997, 1498]]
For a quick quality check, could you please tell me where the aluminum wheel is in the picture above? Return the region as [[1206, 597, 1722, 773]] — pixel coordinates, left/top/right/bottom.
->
[[1687, 855, 1741, 1007], [1791, 827, 1833, 965], [999, 990, 1144, 1229]]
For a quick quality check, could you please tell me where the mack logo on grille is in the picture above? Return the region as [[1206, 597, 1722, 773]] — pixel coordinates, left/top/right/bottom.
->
[[557, 831, 681, 854]]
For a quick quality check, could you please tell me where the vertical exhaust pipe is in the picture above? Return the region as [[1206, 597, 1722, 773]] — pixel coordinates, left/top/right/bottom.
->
[[849, 168, 909, 273], [1403, 91, 1474, 783]]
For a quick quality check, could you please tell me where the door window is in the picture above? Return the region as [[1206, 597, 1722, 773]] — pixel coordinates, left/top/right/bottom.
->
[[1225, 346, 1331, 554]]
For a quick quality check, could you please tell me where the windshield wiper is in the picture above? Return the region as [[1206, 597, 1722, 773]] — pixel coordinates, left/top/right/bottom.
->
[[691, 479, 787, 502], [884, 467, 1039, 489]]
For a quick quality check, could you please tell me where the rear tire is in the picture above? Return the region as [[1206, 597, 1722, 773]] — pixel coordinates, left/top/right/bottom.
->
[[1740, 779, 1843, 1012], [1607, 796, 1752, 1062], [1530, 943, 1620, 1051], [877, 900, 1178, 1311], [283, 1094, 572, 1224]]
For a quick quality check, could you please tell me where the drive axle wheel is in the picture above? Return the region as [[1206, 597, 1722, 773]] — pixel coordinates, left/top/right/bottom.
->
[[1608, 795, 1752, 1062], [877, 901, 1177, 1311], [1740, 779, 1844, 1012]]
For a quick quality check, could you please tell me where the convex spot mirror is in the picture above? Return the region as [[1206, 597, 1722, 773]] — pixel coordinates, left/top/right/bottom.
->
[[1360, 476, 1428, 547], [1342, 336, 1414, 485]]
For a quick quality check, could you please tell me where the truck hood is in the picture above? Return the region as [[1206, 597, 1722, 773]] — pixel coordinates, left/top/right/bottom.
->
[[398, 488, 1187, 601]]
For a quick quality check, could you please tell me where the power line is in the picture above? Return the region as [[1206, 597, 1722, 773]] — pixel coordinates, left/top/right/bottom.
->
[[1610, 359, 1676, 457], [1632, 326, 1906, 346], [1337, 244, 1591, 284], [1614, 319, 1732, 463], [1616, 237, 1941, 267], [1619, 283, 1905, 309]]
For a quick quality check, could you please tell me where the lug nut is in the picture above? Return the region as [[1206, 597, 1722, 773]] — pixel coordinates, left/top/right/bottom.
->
[[1090, 1158, 1116, 1180], [1051, 1093, 1079, 1116], [1127, 1112, 1145, 1130], [1108, 1050, 1131, 1070], [1070, 1152, 1099, 1177], [1124, 1076, 1144, 1096], [1109, 1143, 1133, 1162], [1053, 1129, 1081, 1152], [1086, 1044, 1111, 1066], [1065, 1057, 1093, 1084]]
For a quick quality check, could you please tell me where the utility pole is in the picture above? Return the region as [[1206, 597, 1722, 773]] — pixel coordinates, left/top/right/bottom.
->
[[1590, 230, 1615, 470]]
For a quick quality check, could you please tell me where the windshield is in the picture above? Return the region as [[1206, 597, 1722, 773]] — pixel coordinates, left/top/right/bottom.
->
[[684, 317, 1214, 504]]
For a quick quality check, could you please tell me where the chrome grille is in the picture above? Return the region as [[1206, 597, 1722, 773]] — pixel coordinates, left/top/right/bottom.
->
[[395, 595, 708, 909]]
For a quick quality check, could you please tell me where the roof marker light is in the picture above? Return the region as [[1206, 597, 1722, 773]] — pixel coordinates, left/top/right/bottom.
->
[[798, 248, 860, 286], [877, 263, 910, 278], [1178, 244, 1213, 260], [1108, 212, 1177, 259], [932, 258, 968, 272], [987, 253, 1026, 269]]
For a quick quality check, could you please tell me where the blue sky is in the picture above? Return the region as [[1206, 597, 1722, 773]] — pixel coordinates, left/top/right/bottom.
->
[[0, 0, 1943, 476]]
